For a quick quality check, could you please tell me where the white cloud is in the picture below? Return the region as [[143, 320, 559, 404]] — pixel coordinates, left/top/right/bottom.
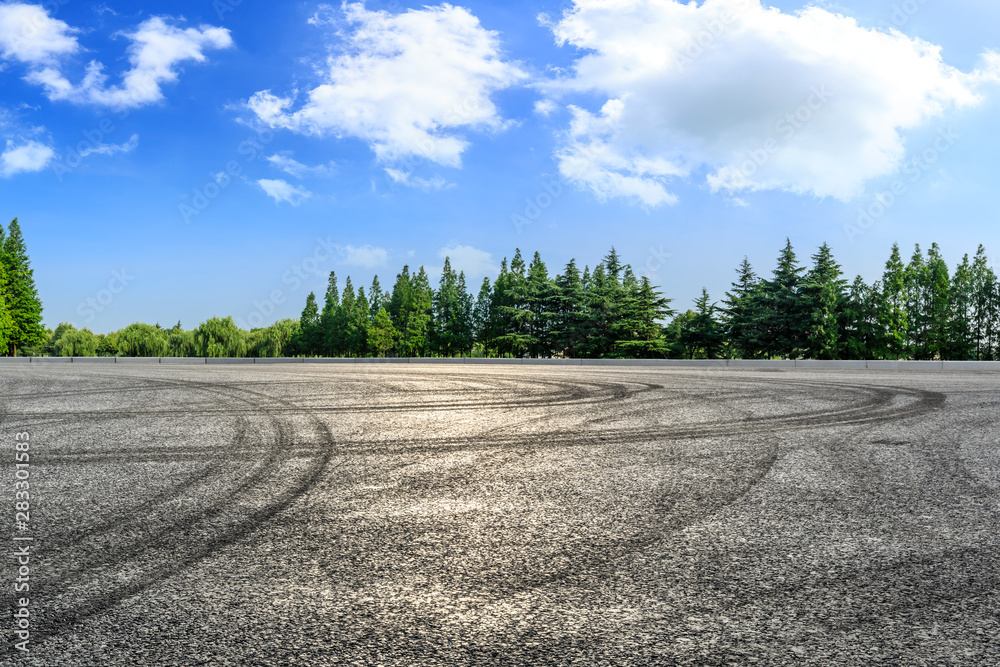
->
[[383, 168, 451, 191], [437, 244, 497, 279], [16, 15, 232, 109], [248, 3, 526, 168], [0, 3, 78, 65], [546, 0, 1000, 204], [257, 178, 312, 205], [533, 99, 557, 116], [266, 153, 336, 178], [338, 244, 389, 269], [1, 139, 54, 176], [78, 133, 139, 158]]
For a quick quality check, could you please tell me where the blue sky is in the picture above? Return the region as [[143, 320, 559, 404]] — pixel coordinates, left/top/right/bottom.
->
[[1, 0, 998, 332]]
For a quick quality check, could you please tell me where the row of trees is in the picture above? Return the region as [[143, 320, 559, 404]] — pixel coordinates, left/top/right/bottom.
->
[[32, 238, 1000, 362], [0, 219, 45, 356], [289, 248, 671, 359], [675, 241, 1000, 361]]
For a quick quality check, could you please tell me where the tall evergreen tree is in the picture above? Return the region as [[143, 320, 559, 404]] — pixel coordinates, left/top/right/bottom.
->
[[880, 244, 909, 359], [295, 292, 321, 356], [0, 254, 13, 355], [923, 243, 951, 359], [551, 259, 587, 358], [758, 239, 805, 358], [2, 218, 45, 356], [721, 257, 761, 359], [680, 288, 722, 359], [320, 270, 340, 356], [800, 243, 847, 359], [472, 277, 493, 357]]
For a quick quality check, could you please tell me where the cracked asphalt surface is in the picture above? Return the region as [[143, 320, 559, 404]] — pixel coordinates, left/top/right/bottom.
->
[[1, 364, 998, 665]]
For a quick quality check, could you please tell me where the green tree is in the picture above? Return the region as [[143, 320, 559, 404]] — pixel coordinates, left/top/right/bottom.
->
[[2, 218, 45, 356], [800, 243, 847, 359], [368, 307, 397, 357], [880, 244, 909, 359], [54, 326, 98, 357], [758, 239, 805, 359], [195, 316, 247, 357], [295, 292, 321, 356], [117, 323, 169, 357], [679, 288, 723, 359], [551, 259, 587, 358], [721, 257, 762, 359], [249, 318, 298, 358]]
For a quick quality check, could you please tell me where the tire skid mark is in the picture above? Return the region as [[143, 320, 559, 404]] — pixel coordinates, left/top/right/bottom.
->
[[9, 376, 337, 647]]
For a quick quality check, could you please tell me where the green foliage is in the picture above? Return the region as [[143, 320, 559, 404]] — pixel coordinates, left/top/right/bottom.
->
[[117, 323, 169, 357], [368, 307, 397, 357], [1, 218, 45, 356], [54, 326, 99, 357], [23, 232, 1000, 362], [248, 319, 298, 358], [194, 316, 247, 358]]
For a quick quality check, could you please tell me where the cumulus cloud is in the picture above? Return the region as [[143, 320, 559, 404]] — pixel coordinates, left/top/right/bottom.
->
[[338, 244, 389, 269], [248, 3, 526, 168], [0, 3, 78, 64], [545, 0, 1000, 205], [266, 153, 336, 178], [3, 11, 232, 109], [437, 243, 497, 279], [1, 139, 54, 176], [257, 178, 312, 205]]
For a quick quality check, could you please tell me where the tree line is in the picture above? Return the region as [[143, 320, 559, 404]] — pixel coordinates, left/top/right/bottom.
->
[[34, 240, 1000, 362]]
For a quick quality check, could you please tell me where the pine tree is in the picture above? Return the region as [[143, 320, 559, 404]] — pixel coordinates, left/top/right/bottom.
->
[[720, 257, 760, 359], [880, 244, 908, 359], [758, 239, 805, 358], [948, 254, 975, 360], [472, 277, 493, 357], [970, 246, 997, 360], [551, 259, 587, 358], [800, 243, 847, 359], [524, 251, 557, 357], [2, 218, 45, 356], [905, 245, 928, 358], [353, 286, 371, 356], [320, 271, 340, 356], [924, 243, 951, 359], [368, 307, 397, 357], [296, 292, 321, 356], [680, 288, 722, 359], [0, 256, 13, 355]]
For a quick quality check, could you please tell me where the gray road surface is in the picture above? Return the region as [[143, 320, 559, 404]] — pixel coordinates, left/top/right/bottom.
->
[[1, 365, 998, 665]]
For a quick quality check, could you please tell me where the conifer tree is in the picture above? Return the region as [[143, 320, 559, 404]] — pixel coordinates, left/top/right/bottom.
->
[[721, 257, 761, 359], [2, 218, 45, 356], [800, 243, 847, 359], [758, 239, 805, 358], [880, 244, 908, 359]]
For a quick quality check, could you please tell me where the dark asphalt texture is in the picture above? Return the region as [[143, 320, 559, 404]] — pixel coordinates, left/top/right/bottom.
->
[[1, 365, 998, 665]]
